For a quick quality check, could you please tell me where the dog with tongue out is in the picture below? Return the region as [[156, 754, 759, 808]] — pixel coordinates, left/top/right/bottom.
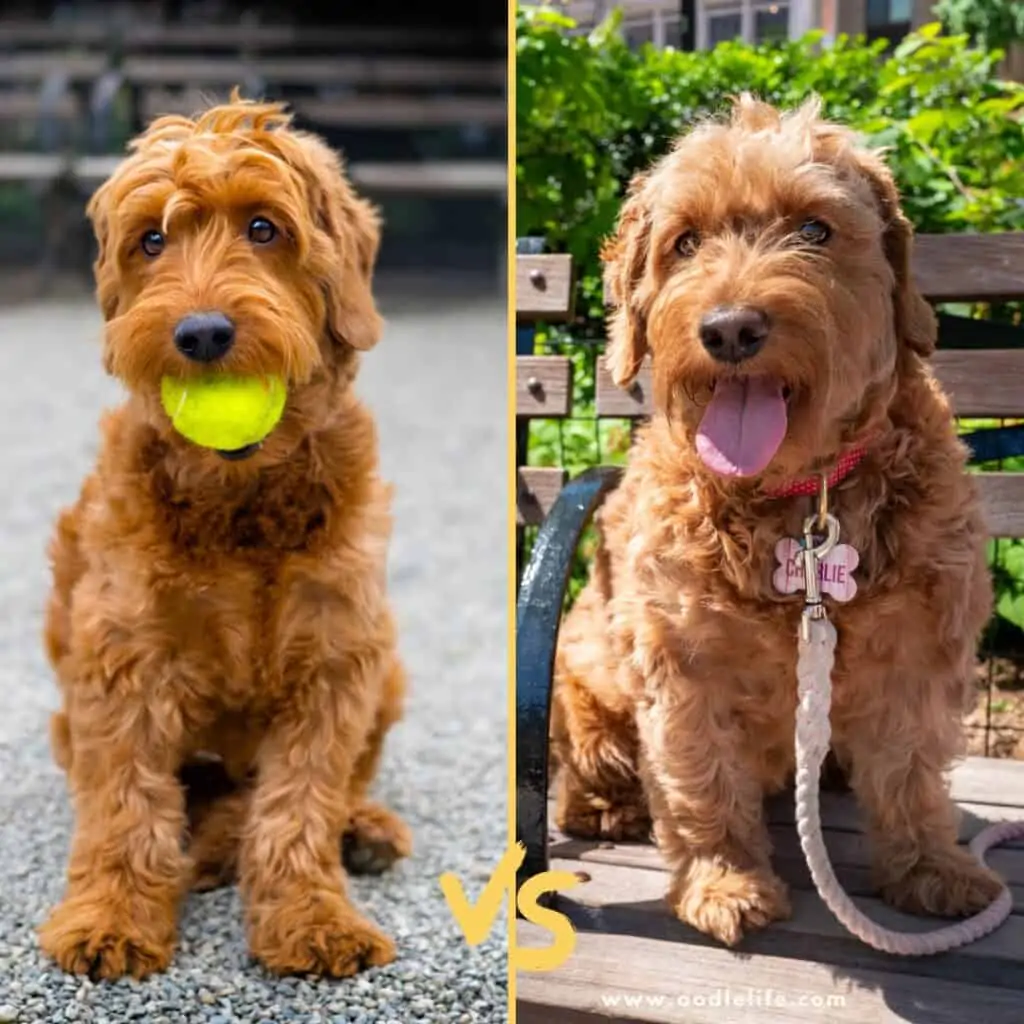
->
[[550, 95, 1001, 950]]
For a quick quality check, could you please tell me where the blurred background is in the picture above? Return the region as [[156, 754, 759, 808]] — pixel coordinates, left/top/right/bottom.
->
[[0, 0, 507, 291]]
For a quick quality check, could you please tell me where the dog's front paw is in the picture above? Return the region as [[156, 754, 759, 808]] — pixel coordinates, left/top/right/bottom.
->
[[343, 800, 412, 875], [880, 845, 1005, 917], [39, 894, 175, 979], [249, 889, 395, 977], [670, 862, 791, 946]]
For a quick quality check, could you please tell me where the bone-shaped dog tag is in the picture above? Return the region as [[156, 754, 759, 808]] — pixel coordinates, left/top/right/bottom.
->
[[773, 537, 859, 602]]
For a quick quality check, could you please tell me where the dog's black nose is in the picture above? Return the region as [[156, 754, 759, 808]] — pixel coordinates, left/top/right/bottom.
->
[[173, 312, 235, 363], [699, 306, 770, 364]]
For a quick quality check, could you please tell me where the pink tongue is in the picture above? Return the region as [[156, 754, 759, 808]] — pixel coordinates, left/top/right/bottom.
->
[[696, 377, 788, 477]]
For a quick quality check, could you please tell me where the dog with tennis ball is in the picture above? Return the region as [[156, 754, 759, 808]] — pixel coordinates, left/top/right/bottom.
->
[[40, 96, 409, 979]]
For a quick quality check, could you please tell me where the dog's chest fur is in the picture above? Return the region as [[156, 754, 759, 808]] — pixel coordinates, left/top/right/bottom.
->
[[596, 424, 990, 747]]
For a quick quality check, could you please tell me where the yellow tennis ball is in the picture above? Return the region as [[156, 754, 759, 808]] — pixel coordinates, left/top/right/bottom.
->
[[160, 374, 286, 451]]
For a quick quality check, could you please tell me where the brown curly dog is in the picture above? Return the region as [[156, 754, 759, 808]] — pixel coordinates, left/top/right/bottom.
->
[[552, 96, 1003, 947], [40, 96, 410, 980]]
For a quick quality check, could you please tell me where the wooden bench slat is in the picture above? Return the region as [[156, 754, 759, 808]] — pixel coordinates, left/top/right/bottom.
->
[[596, 356, 650, 417], [915, 234, 1024, 302], [595, 351, 1024, 420], [120, 55, 503, 89], [548, 857, 1024, 967], [517, 356, 573, 418], [348, 161, 505, 195], [0, 20, 507, 51], [517, 254, 574, 322], [297, 96, 506, 129], [518, 467, 568, 527], [551, 822, 1024, 900], [978, 473, 1024, 537], [935, 350, 1024, 417], [518, 923, 1024, 1024], [0, 52, 106, 81], [6, 154, 503, 199]]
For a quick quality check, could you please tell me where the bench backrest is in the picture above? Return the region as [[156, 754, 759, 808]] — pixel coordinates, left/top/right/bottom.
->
[[516, 234, 1024, 538]]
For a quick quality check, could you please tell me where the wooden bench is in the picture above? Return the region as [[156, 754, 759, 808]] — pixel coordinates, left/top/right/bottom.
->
[[0, 20, 506, 54], [108, 54, 505, 196], [515, 236, 1024, 1020]]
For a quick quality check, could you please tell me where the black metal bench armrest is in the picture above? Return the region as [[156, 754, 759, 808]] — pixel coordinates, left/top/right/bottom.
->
[[515, 465, 623, 891]]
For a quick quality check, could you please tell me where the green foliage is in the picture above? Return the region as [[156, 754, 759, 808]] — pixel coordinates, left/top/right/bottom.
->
[[936, 0, 1024, 51], [517, 10, 1024, 331]]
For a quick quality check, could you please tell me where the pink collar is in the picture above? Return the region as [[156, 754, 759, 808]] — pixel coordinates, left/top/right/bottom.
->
[[763, 445, 869, 499]]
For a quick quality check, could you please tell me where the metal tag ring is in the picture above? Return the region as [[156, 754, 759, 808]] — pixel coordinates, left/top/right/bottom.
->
[[802, 512, 840, 559]]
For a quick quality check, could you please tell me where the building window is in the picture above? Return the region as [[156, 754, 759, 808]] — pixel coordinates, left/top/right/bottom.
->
[[699, 1, 793, 49], [623, 17, 656, 49], [755, 4, 790, 42], [866, 0, 912, 46], [662, 15, 681, 47], [708, 9, 743, 46]]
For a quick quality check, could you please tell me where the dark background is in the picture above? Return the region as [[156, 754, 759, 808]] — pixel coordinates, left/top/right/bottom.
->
[[0, 0, 507, 290]]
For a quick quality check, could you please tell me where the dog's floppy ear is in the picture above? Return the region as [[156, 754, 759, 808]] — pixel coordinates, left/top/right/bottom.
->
[[601, 173, 652, 387], [85, 178, 120, 323], [298, 136, 384, 352], [854, 150, 936, 358]]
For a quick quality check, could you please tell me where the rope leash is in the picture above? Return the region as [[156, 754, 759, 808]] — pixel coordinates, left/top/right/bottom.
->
[[791, 493, 1024, 955]]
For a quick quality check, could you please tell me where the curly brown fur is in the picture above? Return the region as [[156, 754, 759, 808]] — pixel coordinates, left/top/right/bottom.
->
[[553, 96, 1003, 947], [40, 95, 410, 980]]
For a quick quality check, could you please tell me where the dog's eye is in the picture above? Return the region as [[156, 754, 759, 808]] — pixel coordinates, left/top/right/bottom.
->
[[140, 229, 165, 258], [798, 220, 831, 245], [248, 217, 277, 245], [674, 231, 700, 258]]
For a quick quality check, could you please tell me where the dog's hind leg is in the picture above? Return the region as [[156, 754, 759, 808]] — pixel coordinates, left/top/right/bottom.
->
[[342, 657, 412, 875], [180, 757, 249, 892], [552, 586, 651, 842], [44, 489, 93, 777], [552, 669, 651, 842]]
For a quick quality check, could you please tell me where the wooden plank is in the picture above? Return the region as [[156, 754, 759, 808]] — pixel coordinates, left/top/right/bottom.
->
[[548, 858, 1024, 985], [0, 52, 106, 82], [0, 92, 77, 119], [517, 923, 1024, 1024], [518, 467, 568, 527], [517, 357, 573, 418], [946, 755, 1024, 805], [550, 791, 1024, 849], [766, 789, 1024, 835], [517, 254, 574, 322], [596, 355, 651, 417], [934, 349, 1024, 417], [64, 156, 504, 198], [550, 828, 1024, 909], [121, 55, 503, 90], [0, 153, 63, 182], [297, 96, 506, 128], [978, 473, 1024, 537], [914, 234, 1024, 302], [258, 56, 503, 88], [0, 21, 504, 50], [348, 161, 505, 195], [121, 56, 257, 86], [597, 352, 1024, 419]]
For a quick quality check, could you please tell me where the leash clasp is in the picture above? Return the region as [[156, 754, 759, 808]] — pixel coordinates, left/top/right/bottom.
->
[[800, 501, 840, 642]]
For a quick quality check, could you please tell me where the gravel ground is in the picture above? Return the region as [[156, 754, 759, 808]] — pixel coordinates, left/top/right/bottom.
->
[[0, 281, 509, 1023]]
